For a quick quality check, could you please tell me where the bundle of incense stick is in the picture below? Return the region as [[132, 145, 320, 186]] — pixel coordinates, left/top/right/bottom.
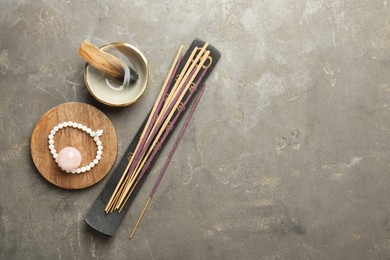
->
[[104, 43, 212, 216]]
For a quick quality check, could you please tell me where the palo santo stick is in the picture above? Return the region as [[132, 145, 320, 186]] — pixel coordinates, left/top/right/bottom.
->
[[79, 40, 138, 83], [116, 50, 210, 210]]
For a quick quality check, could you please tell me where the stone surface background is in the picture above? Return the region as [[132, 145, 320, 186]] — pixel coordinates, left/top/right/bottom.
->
[[1, 0, 390, 259]]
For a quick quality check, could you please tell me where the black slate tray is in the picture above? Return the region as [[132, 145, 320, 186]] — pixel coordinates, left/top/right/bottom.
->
[[85, 38, 221, 236]]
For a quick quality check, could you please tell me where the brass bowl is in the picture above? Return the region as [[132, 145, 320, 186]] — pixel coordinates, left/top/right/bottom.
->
[[84, 42, 149, 107]]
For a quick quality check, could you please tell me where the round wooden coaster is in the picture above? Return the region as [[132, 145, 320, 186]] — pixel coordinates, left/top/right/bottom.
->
[[31, 102, 117, 189]]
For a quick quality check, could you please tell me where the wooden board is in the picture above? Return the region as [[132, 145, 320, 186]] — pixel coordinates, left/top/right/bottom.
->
[[31, 102, 117, 189]]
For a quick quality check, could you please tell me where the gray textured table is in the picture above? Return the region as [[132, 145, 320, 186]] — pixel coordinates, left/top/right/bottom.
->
[[1, 1, 390, 259]]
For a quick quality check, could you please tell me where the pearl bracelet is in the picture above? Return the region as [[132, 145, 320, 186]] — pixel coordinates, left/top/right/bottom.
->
[[48, 121, 103, 174]]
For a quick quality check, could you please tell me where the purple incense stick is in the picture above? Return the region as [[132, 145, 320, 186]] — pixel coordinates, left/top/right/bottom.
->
[[150, 82, 207, 196], [126, 56, 183, 177], [137, 68, 208, 182], [129, 67, 197, 176]]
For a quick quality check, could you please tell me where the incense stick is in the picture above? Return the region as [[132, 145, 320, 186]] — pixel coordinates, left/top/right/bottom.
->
[[107, 48, 186, 212], [130, 82, 208, 239], [105, 46, 183, 212], [147, 43, 209, 144], [115, 50, 210, 209], [105, 43, 212, 217], [113, 47, 209, 208], [135, 49, 210, 174], [127, 46, 207, 181], [105, 53, 182, 213], [115, 69, 196, 210], [106, 52, 182, 213], [118, 68, 209, 212], [136, 68, 208, 184]]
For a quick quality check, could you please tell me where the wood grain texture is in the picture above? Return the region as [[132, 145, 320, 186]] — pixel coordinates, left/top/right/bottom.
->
[[79, 40, 124, 80], [30, 102, 117, 189]]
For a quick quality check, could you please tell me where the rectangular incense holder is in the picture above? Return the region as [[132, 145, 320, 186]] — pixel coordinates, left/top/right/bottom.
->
[[85, 38, 221, 236]]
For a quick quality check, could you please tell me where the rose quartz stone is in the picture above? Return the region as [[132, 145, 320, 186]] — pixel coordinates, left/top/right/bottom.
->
[[57, 147, 82, 171]]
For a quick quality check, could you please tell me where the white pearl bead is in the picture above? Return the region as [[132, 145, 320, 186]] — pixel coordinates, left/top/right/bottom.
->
[[54, 126, 59, 131], [63, 122, 68, 127], [72, 122, 78, 128], [90, 132, 96, 137], [96, 155, 101, 160], [89, 162, 95, 167], [82, 126, 87, 131], [71, 169, 77, 174], [77, 123, 82, 129], [48, 135, 54, 140], [96, 141, 102, 146], [58, 123, 63, 129], [53, 154, 58, 159], [98, 145, 103, 150], [50, 130, 55, 135], [66, 170, 71, 173], [97, 150, 102, 155], [81, 167, 86, 173], [49, 140, 54, 145], [68, 121, 73, 126], [86, 128, 91, 133], [49, 144, 54, 149], [94, 137, 100, 142], [93, 159, 98, 164], [50, 149, 56, 154], [76, 168, 81, 174], [86, 166, 91, 171]]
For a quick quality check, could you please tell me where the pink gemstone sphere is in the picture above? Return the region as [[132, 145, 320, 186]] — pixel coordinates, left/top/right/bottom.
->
[[57, 147, 82, 171]]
